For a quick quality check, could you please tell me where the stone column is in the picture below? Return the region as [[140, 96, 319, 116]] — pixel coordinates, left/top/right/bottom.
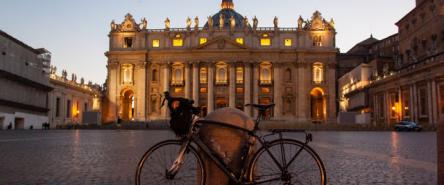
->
[[192, 62, 200, 106], [432, 80, 439, 125], [135, 62, 147, 121], [384, 91, 390, 127], [409, 85, 415, 121], [208, 63, 215, 113], [428, 81, 434, 126], [229, 63, 236, 108], [253, 63, 260, 117], [273, 63, 282, 119], [412, 84, 419, 123], [185, 62, 192, 99], [106, 62, 119, 122], [162, 63, 170, 117], [244, 63, 252, 116]]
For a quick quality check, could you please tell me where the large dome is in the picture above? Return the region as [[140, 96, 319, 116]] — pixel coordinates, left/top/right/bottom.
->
[[204, 0, 250, 29]]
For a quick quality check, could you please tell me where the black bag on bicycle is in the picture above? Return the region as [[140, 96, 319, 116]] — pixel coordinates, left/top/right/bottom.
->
[[163, 92, 198, 137], [169, 101, 193, 137]]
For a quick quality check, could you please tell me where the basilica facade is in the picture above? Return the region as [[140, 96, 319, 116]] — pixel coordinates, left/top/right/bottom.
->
[[103, 0, 337, 124]]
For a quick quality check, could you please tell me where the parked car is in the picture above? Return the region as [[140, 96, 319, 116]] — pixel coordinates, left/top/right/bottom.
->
[[394, 121, 422, 132]]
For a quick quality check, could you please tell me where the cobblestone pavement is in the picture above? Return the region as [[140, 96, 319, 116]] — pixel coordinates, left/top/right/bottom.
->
[[0, 130, 436, 185]]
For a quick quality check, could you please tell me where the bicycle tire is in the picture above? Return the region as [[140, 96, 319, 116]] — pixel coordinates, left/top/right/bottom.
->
[[135, 140, 206, 185], [248, 139, 326, 185]]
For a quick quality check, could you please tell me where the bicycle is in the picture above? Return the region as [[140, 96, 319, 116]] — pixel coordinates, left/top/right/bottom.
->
[[135, 92, 326, 185]]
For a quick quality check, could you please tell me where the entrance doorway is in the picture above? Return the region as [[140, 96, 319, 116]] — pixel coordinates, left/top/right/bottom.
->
[[310, 88, 326, 123], [14, 117, 24, 129], [121, 90, 135, 121]]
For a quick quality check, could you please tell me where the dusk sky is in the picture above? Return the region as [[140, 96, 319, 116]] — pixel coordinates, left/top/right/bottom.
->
[[0, 0, 415, 84]]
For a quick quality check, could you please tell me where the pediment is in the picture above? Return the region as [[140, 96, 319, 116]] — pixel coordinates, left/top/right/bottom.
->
[[195, 36, 248, 50]]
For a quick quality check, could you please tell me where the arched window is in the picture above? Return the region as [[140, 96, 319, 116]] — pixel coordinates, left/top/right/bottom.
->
[[152, 69, 158, 82], [200, 67, 207, 84], [284, 68, 292, 82], [171, 63, 184, 85], [216, 62, 228, 85], [260, 62, 272, 85], [313, 62, 324, 84], [121, 64, 134, 84]]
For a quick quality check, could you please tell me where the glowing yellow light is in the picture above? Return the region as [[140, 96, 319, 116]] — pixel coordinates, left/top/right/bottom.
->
[[236, 37, 244, 45], [173, 39, 183, 47], [152, 40, 160, 48], [284, 39, 292, 47], [199, 38, 207, 45], [174, 87, 183, 93], [392, 106, 396, 111], [260, 38, 271, 46]]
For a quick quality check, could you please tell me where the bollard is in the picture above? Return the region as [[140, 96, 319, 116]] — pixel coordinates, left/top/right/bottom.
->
[[199, 108, 255, 185], [438, 119, 444, 184]]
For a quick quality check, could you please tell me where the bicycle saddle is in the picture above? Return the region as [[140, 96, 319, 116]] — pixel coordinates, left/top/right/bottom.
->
[[245, 104, 275, 111]]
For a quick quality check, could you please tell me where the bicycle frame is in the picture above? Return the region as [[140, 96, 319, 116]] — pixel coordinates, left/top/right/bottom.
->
[[166, 119, 312, 185]]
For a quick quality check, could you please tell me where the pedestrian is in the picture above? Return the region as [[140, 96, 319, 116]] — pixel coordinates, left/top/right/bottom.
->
[[7, 122, 12, 130]]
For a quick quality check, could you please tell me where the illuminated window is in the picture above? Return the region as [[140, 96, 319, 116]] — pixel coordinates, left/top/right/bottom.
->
[[236, 88, 244, 94], [236, 37, 244, 45], [199, 38, 207, 45], [312, 62, 324, 84], [152, 40, 160, 48], [236, 67, 243, 84], [261, 87, 271, 93], [172, 68, 183, 85], [121, 64, 134, 84], [173, 34, 183, 47], [216, 63, 228, 85], [124, 37, 133, 48], [261, 38, 271, 46], [260, 62, 272, 85], [402, 90, 410, 117], [200, 88, 207, 93], [174, 87, 183, 93], [390, 93, 399, 118], [200, 67, 207, 84], [284, 39, 292, 47], [173, 39, 183, 47], [313, 35, 322, 47]]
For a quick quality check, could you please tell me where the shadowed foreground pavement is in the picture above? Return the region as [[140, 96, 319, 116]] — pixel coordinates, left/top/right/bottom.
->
[[0, 130, 436, 185]]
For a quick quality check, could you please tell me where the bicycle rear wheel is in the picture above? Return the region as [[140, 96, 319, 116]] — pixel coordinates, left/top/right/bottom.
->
[[135, 140, 205, 185], [248, 139, 326, 185]]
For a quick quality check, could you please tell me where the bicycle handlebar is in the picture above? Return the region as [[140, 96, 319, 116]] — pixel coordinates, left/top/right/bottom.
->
[[162, 92, 200, 115]]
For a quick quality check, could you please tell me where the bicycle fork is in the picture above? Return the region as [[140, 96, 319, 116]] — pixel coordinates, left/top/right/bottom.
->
[[165, 139, 191, 179]]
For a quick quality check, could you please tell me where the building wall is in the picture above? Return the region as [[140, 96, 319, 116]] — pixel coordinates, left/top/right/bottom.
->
[[48, 75, 101, 127], [369, 0, 444, 127], [0, 30, 52, 130], [104, 11, 338, 124]]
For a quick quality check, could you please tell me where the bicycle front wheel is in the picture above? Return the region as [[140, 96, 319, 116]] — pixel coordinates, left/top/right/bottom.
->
[[248, 139, 326, 185], [135, 140, 205, 185]]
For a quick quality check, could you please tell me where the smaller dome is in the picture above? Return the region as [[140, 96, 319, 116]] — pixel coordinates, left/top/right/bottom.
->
[[204, 9, 248, 29]]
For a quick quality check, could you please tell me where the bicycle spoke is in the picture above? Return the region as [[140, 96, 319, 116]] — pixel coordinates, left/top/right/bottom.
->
[[136, 140, 205, 185], [249, 139, 325, 185]]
